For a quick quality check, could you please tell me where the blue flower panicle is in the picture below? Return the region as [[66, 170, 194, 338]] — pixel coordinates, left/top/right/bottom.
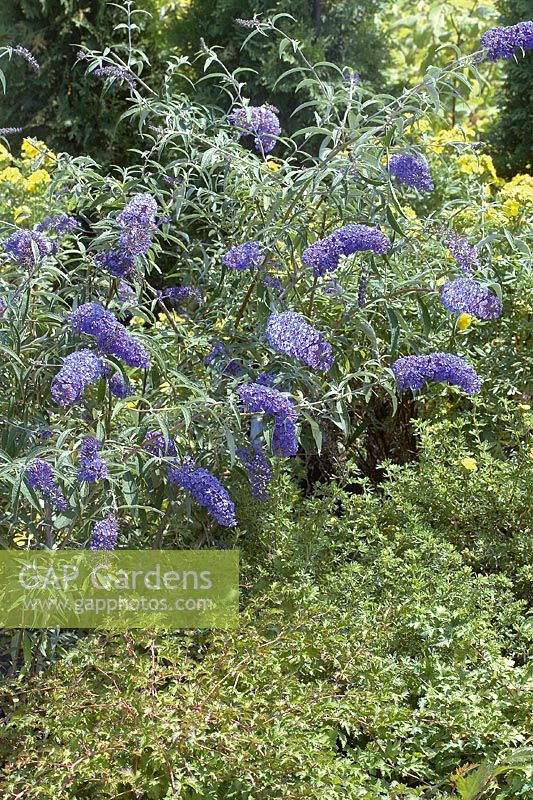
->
[[388, 153, 434, 192], [36, 216, 78, 236], [93, 65, 137, 89], [480, 21, 533, 61], [70, 302, 150, 369], [12, 45, 40, 71], [168, 461, 237, 527], [272, 416, 299, 457], [96, 249, 135, 279], [51, 349, 103, 406], [77, 438, 108, 483], [237, 442, 272, 500], [144, 430, 177, 458], [117, 194, 157, 228], [440, 278, 502, 320], [90, 514, 119, 550], [302, 224, 391, 277], [159, 286, 203, 305], [25, 459, 68, 512], [3, 229, 54, 271], [222, 241, 263, 271], [443, 231, 480, 275], [265, 311, 334, 372], [237, 382, 299, 457], [108, 372, 133, 399], [237, 382, 297, 421], [392, 353, 481, 395], [228, 104, 281, 153]]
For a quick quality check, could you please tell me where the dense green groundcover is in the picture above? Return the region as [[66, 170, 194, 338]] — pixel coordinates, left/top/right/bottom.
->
[[1, 422, 532, 799]]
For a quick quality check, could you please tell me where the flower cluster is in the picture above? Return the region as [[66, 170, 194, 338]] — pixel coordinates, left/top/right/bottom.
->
[[144, 430, 177, 458], [96, 250, 135, 279], [302, 224, 391, 277], [480, 21, 533, 61], [51, 350, 103, 406], [158, 286, 203, 305], [168, 461, 237, 527], [77, 438, 108, 483], [388, 153, 434, 192], [98, 194, 158, 278], [0, 297, 5, 316], [237, 442, 272, 500], [440, 278, 502, 320], [442, 230, 479, 274], [70, 302, 150, 369], [237, 382, 298, 456], [265, 311, 334, 371], [25, 459, 68, 511], [392, 353, 481, 394], [108, 371, 133, 399], [222, 241, 263, 271], [228, 105, 281, 153], [93, 65, 137, 89], [12, 45, 40, 72], [3, 228, 54, 270], [36, 215, 79, 236], [90, 514, 119, 550]]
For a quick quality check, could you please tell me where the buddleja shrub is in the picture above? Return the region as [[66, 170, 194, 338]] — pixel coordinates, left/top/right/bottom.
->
[[0, 9, 532, 553]]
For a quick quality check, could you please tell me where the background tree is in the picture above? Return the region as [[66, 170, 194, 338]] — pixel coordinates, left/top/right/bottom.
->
[[0, 0, 162, 164], [487, 0, 533, 177], [166, 0, 390, 134]]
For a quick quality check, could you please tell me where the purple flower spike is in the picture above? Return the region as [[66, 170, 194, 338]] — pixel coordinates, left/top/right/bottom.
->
[[388, 153, 434, 192], [302, 224, 391, 277], [228, 104, 281, 153], [25, 459, 68, 512], [168, 461, 237, 527], [265, 311, 334, 372], [51, 350, 103, 406], [90, 514, 119, 550], [222, 241, 263, 271], [392, 352, 481, 395], [480, 21, 533, 61], [3, 229, 54, 271], [70, 302, 150, 369], [237, 442, 272, 500], [440, 278, 502, 320]]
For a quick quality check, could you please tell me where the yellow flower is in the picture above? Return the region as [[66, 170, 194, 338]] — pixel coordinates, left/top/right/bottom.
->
[[436, 276, 447, 287], [21, 138, 56, 166], [0, 143, 11, 164], [518, 403, 531, 411], [457, 313, 473, 331], [14, 205, 32, 223], [265, 159, 280, 172], [159, 382, 172, 395], [24, 169, 51, 192], [0, 166, 23, 184], [461, 457, 477, 471], [502, 198, 520, 217], [500, 173, 533, 205], [402, 205, 417, 220], [129, 315, 146, 327], [21, 138, 43, 159], [457, 153, 497, 181], [428, 125, 475, 154]]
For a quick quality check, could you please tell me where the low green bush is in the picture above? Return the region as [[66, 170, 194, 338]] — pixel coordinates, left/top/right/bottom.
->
[[1, 423, 532, 799]]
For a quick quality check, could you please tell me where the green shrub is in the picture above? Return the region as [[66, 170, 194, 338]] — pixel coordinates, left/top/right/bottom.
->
[[1, 451, 532, 797]]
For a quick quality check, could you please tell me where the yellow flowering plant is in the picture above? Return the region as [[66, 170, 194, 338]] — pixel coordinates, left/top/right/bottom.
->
[[0, 137, 57, 226]]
